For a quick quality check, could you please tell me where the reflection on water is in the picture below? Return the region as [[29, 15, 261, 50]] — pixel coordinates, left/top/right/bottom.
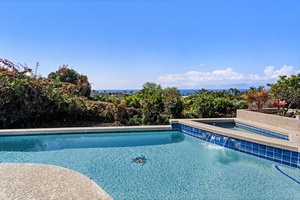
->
[[0, 131, 184, 152]]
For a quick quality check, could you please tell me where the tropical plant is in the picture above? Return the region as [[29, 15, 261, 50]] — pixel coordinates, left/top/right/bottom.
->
[[240, 89, 256, 110], [255, 88, 271, 111], [268, 74, 300, 116]]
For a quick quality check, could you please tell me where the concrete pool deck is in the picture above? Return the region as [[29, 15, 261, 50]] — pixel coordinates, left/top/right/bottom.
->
[[0, 163, 113, 200]]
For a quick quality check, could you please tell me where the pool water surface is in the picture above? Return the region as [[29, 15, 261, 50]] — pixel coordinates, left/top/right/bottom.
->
[[0, 131, 299, 199]]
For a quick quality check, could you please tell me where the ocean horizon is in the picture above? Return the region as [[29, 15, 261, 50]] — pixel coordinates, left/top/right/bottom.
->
[[96, 89, 247, 95]]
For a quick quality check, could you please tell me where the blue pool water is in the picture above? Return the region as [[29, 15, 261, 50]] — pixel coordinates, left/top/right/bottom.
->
[[0, 131, 299, 199]]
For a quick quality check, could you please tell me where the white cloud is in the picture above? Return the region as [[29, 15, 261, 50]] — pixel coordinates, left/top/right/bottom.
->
[[264, 65, 296, 78], [157, 65, 299, 89]]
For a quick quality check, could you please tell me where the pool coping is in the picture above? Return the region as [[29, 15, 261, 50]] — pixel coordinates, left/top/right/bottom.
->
[[0, 163, 113, 200], [0, 125, 172, 136], [170, 118, 300, 152]]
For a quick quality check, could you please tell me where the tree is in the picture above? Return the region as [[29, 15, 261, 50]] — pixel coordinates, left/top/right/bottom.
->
[[268, 74, 300, 116], [163, 87, 184, 118], [48, 65, 91, 97]]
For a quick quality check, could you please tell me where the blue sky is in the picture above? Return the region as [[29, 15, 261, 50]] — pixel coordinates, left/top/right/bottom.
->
[[1, 0, 299, 89]]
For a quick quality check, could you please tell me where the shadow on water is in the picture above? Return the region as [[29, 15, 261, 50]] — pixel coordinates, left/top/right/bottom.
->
[[0, 131, 185, 152]]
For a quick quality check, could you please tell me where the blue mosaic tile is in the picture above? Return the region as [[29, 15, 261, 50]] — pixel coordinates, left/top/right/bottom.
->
[[235, 122, 289, 140], [253, 147, 259, 154], [283, 149, 291, 156], [245, 145, 252, 152], [291, 157, 298, 164], [259, 155, 265, 158], [266, 151, 274, 158], [282, 161, 290, 166], [252, 151, 259, 156], [266, 157, 273, 161], [267, 146, 275, 152], [283, 155, 291, 162], [171, 122, 300, 169], [274, 153, 282, 160], [275, 148, 283, 154], [274, 159, 282, 164], [291, 151, 298, 158], [259, 148, 266, 155], [291, 163, 298, 168]]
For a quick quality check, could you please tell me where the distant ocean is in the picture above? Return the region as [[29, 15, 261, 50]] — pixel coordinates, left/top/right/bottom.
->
[[96, 89, 247, 95]]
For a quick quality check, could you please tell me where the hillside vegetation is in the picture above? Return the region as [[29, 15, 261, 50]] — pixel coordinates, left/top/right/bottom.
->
[[1, 59, 299, 128]]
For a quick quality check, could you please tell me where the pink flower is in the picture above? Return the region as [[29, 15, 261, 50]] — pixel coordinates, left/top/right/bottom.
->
[[3, 59, 14, 66], [272, 99, 286, 109]]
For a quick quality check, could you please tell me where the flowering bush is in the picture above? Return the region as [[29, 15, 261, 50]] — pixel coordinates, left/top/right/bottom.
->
[[0, 58, 114, 128], [48, 65, 91, 97]]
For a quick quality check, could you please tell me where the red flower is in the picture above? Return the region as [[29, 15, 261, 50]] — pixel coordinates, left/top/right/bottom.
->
[[43, 81, 50, 86], [62, 87, 69, 93], [59, 65, 67, 72], [7, 71, 15, 76], [0, 67, 6, 73]]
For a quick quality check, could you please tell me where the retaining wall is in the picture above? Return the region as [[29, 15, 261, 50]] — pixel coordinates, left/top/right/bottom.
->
[[237, 109, 300, 132]]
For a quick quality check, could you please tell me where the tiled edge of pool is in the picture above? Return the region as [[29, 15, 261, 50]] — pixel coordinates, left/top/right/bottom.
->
[[170, 122, 300, 169], [235, 122, 289, 140]]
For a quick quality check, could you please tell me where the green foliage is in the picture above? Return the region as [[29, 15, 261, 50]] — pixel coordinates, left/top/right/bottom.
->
[[193, 96, 234, 118], [48, 65, 91, 97], [163, 87, 184, 119], [268, 74, 300, 116], [184, 89, 236, 118], [6, 58, 288, 128]]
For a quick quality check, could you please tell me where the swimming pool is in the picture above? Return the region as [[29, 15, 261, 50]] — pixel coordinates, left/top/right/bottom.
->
[[0, 130, 300, 199]]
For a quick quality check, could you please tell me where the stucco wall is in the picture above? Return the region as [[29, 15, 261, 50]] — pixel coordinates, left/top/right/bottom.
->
[[237, 109, 300, 132]]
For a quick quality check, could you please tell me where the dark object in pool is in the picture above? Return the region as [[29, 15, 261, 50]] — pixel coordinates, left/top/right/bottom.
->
[[132, 155, 147, 165]]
